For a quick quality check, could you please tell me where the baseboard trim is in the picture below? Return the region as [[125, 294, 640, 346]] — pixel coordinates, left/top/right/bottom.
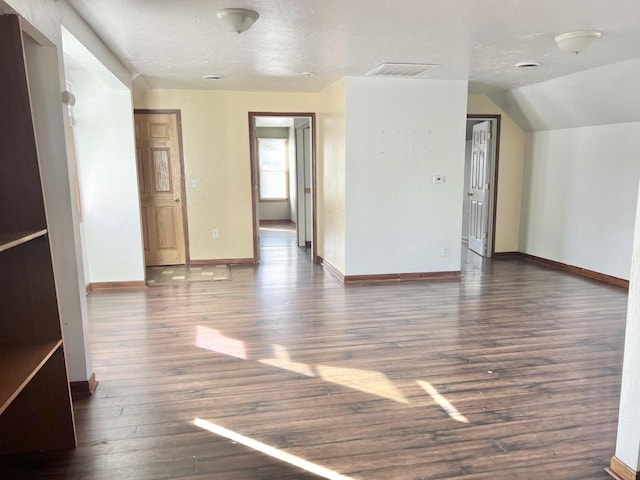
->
[[190, 258, 255, 266], [85, 284, 93, 296], [70, 372, 99, 398], [259, 219, 296, 227], [516, 252, 629, 289], [318, 257, 461, 285], [305, 241, 311, 248], [344, 270, 461, 284], [606, 456, 639, 480], [90, 281, 146, 290], [319, 256, 345, 283], [492, 251, 520, 259]]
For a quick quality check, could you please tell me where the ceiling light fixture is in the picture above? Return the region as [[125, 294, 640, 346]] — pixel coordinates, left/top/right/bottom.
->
[[216, 8, 259, 34], [203, 74, 222, 80], [555, 30, 602, 54]]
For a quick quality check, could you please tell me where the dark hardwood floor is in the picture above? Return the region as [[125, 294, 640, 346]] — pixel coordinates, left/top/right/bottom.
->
[[0, 223, 628, 479]]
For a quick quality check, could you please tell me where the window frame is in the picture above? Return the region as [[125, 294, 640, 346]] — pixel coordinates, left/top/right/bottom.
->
[[257, 137, 289, 202]]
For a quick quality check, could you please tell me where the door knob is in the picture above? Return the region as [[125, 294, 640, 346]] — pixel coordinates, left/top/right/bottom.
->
[[174, 198, 181, 203], [467, 192, 473, 197]]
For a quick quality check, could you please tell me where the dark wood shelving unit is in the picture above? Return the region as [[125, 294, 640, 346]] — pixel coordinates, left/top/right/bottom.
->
[[0, 339, 62, 414], [0, 230, 48, 253], [0, 14, 76, 454]]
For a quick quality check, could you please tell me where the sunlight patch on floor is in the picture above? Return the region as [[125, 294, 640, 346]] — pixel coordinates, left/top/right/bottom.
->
[[417, 380, 469, 423], [317, 364, 409, 404], [194, 418, 354, 480], [195, 325, 247, 359], [259, 344, 316, 377]]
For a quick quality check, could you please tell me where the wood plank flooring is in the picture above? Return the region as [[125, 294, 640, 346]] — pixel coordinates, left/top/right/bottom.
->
[[0, 224, 628, 479]]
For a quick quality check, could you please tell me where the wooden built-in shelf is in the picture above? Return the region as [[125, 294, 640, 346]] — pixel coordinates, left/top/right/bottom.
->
[[0, 229, 47, 254], [0, 14, 76, 453], [0, 339, 62, 415]]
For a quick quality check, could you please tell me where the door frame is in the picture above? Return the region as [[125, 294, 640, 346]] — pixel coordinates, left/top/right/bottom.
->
[[466, 114, 501, 257], [248, 112, 318, 264], [134, 109, 191, 266]]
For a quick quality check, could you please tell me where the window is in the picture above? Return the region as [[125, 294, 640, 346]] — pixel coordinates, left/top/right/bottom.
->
[[258, 138, 288, 201]]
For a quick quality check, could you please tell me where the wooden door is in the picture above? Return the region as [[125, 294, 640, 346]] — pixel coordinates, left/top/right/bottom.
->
[[134, 112, 186, 266], [468, 121, 492, 256]]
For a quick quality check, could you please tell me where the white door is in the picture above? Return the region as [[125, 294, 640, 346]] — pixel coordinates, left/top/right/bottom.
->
[[295, 127, 306, 247], [295, 120, 313, 248], [252, 125, 261, 263], [468, 121, 492, 256], [303, 126, 312, 246]]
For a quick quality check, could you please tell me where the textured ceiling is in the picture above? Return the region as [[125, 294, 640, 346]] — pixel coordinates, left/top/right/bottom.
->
[[67, 0, 640, 94]]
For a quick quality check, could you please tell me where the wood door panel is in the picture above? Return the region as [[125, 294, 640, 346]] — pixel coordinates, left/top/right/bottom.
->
[[155, 207, 178, 250], [141, 207, 150, 252], [135, 113, 186, 266], [150, 123, 170, 140], [136, 148, 149, 194], [152, 149, 172, 193]]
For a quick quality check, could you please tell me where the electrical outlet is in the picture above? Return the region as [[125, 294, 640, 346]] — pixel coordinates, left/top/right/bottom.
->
[[441, 246, 449, 257], [212, 229, 219, 239]]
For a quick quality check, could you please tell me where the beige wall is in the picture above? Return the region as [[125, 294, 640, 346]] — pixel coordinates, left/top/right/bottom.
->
[[316, 79, 346, 271], [467, 94, 526, 252], [134, 89, 318, 261]]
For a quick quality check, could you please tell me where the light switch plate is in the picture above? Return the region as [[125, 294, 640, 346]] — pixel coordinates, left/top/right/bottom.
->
[[432, 175, 445, 184]]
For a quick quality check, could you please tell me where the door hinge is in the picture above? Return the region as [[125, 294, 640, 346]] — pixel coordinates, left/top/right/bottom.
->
[[487, 132, 492, 140], [482, 231, 488, 239], [485, 183, 490, 190]]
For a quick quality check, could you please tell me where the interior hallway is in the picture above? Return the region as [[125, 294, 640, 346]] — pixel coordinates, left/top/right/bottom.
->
[[0, 226, 627, 479]]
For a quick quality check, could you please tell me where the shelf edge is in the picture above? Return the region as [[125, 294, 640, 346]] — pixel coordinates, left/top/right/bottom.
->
[[0, 229, 48, 253], [0, 339, 63, 415]]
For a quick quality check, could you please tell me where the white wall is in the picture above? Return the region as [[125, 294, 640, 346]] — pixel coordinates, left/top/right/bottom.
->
[[259, 202, 290, 221], [490, 58, 640, 132], [22, 33, 93, 384], [614, 179, 640, 470], [344, 77, 468, 275], [491, 57, 640, 280], [520, 122, 640, 279], [304, 127, 313, 242], [66, 65, 145, 283], [288, 126, 296, 222], [317, 79, 346, 270]]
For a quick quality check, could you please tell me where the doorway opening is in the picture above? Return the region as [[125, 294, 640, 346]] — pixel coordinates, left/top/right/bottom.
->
[[463, 115, 501, 258], [248, 113, 317, 264]]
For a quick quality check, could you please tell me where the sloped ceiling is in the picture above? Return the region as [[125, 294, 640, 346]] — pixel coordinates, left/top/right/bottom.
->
[[489, 58, 640, 131]]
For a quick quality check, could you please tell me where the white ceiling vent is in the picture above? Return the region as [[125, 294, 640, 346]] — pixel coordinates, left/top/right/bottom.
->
[[366, 62, 441, 77]]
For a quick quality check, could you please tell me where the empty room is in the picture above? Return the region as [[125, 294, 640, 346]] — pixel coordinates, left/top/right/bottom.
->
[[1, 1, 640, 479]]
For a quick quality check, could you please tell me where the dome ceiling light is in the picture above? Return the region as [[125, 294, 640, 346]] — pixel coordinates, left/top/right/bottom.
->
[[555, 30, 602, 54], [216, 8, 259, 34]]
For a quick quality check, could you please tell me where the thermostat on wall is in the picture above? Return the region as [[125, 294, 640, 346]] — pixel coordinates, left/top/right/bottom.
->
[[432, 175, 445, 184]]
